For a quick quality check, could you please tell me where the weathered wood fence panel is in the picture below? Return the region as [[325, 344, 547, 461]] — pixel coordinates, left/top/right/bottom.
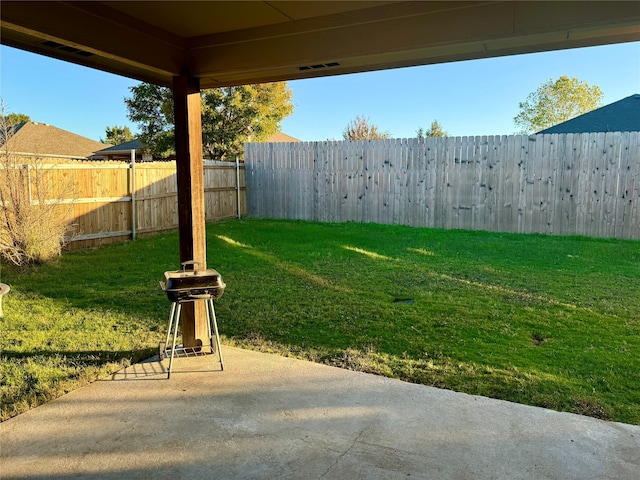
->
[[9, 158, 246, 249], [245, 133, 640, 239]]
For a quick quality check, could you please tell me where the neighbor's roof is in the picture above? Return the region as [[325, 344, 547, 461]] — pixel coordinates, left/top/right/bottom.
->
[[538, 94, 640, 134], [2, 122, 109, 158], [94, 138, 145, 155], [264, 131, 300, 143], [93, 133, 302, 155]]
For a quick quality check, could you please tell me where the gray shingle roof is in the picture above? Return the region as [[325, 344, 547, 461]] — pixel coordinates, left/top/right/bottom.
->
[[93, 138, 145, 154], [538, 94, 640, 134]]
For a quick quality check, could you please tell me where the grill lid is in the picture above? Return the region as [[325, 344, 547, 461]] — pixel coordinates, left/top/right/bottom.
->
[[163, 269, 224, 291], [160, 261, 226, 300]]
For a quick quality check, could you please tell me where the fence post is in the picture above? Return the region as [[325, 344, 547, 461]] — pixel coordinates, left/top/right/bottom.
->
[[236, 156, 241, 219], [130, 149, 136, 240], [26, 164, 33, 205]]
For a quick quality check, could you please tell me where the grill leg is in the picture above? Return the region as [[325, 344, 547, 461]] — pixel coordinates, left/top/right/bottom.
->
[[163, 296, 223, 378], [168, 303, 182, 379], [204, 300, 213, 347], [164, 302, 177, 349], [208, 298, 224, 370]]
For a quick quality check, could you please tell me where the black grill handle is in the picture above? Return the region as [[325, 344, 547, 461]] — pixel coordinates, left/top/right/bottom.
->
[[181, 260, 201, 272]]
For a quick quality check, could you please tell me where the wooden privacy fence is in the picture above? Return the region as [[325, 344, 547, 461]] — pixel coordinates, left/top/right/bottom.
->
[[7, 157, 246, 249], [245, 132, 640, 239]]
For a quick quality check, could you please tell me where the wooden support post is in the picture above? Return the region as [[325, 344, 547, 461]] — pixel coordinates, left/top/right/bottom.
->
[[172, 74, 208, 349]]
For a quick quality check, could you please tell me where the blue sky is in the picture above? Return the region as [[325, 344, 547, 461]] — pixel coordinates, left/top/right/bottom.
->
[[1, 41, 638, 143]]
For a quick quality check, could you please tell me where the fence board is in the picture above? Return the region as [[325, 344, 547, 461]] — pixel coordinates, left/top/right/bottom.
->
[[622, 132, 639, 239], [609, 132, 624, 237]]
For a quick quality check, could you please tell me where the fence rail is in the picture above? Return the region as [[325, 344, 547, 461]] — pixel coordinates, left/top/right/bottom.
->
[[245, 133, 640, 239], [6, 157, 246, 249]]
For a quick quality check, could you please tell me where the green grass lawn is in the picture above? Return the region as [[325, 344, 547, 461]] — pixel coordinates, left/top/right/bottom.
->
[[1, 218, 639, 424]]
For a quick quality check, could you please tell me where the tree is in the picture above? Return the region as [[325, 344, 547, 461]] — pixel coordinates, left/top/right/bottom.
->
[[342, 116, 391, 140], [5, 113, 30, 125], [101, 125, 135, 145], [125, 82, 294, 159], [514, 76, 604, 133], [201, 83, 294, 159], [417, 120, 448, 138], [125, 83, 175, 157]]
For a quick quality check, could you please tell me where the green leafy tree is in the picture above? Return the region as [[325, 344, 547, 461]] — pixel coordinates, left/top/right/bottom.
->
[[417, 119, 448, 138], [125, 82, 294, 159], [514, 76, 604, 133], [342, 116, 391, 140], [101, 125, 135, 145], [5, 113, 30, 125], [202, 83, 294, 159], [125, 83, 175, 157]]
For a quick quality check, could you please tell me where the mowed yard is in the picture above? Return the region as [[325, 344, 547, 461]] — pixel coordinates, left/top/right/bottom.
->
[[1, 219, 639, 424]]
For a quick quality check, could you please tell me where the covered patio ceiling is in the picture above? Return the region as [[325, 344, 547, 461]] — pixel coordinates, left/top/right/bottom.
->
[[2, 1, 639, 89]]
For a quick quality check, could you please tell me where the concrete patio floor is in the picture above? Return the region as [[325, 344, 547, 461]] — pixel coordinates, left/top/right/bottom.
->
[[1, 346, 639, 479]]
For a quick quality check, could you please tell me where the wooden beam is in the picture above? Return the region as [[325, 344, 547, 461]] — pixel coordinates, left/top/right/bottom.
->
[[0, 1, 183, 87], [187, 1, 640, 87], [172, 74, 208, 350]]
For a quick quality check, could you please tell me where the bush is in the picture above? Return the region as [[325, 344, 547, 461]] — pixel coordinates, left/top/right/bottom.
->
[[0, 105, 73, 266]]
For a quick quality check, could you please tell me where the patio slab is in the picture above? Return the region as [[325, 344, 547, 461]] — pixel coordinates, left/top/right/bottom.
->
[[1, 346, 639, 479]]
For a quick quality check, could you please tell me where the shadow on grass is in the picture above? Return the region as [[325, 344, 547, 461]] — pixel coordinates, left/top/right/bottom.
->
[[1, 232, 181, 323], [1, 348, 156, 364], [1, 347, 158, 421]]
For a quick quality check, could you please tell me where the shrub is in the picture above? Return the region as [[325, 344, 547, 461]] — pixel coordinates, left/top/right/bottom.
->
[[0, 104, 74, 266]]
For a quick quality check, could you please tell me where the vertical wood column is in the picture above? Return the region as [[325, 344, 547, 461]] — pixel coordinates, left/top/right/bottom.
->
[[172, 74, 208, 349]]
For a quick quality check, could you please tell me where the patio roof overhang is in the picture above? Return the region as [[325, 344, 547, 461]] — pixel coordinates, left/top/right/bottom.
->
[[2, 1, 639, 89]]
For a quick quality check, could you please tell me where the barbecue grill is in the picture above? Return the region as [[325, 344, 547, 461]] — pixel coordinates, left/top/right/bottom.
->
[[159, 261, 226, 378], [161, 261, 226, 302]]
